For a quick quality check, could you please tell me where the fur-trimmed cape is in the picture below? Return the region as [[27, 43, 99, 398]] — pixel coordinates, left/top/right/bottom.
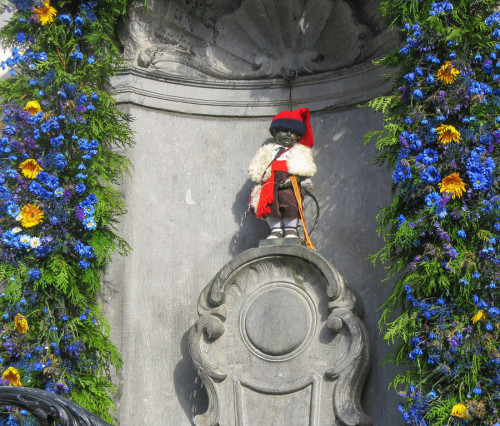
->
[[248, 142, 317, 214]]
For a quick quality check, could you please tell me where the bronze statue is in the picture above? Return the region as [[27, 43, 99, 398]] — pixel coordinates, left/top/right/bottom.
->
[[248, 108, 316, 245]]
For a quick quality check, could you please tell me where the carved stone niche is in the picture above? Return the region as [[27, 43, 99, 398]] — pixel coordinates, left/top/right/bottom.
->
[[122, 0, 394, 80], [188, 245, 371, 426]]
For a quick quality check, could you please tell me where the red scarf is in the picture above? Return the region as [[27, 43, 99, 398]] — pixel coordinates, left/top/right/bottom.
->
[[256, 160, 288, 218]]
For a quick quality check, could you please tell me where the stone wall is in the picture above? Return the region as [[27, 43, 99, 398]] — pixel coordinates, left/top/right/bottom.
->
[[103, 100, 402, 424]]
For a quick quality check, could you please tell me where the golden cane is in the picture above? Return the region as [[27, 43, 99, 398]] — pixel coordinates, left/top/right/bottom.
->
[[290, 175, 316, 250]]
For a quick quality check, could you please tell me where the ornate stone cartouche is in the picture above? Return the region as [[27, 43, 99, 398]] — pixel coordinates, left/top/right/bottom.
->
[[188, 245, 371, 425]]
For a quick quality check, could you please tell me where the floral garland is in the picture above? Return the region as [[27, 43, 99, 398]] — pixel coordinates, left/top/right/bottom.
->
[[367, 0, 500, 424], [0, 0, 132, 424]]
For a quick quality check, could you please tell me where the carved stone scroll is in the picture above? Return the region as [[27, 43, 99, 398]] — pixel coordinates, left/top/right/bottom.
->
[[188, 245, 371, 425]]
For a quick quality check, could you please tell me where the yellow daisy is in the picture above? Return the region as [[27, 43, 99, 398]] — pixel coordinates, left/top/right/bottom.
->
[[2, 367, 22, 386], [14, 313, 29, 334], [20, 204, 44, 228], [471, 310, 486, 324], [451, 403, 467, 418], [23, 100, 42, 115], [437, 61, 460, 85], [19, 158, 43, 179], [33, 0, 57, 25], [438, 173, 466, 199], [436, 124, 461, 144]]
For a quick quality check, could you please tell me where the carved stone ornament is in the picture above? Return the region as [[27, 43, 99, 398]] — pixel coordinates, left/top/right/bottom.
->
[[122, 0, 394, 80], [0, 387, 111, 426], [188, 245, 371, 425]]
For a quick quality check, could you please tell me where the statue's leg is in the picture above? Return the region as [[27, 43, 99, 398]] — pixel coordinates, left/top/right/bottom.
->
[[266, 216, 283, 239], [283, 217, 299, 238], [278, 187, 301, 238]]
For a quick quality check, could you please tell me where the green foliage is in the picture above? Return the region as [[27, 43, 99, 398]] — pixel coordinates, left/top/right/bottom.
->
[[0, 0, 136, 423], [367, 0, 500, 424]]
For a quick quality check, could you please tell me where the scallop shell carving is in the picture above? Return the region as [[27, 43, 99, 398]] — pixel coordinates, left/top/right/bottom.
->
[[122, 0, 392, 80]]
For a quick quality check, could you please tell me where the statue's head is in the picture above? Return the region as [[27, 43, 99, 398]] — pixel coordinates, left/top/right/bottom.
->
[[269, 108, 313, 148]]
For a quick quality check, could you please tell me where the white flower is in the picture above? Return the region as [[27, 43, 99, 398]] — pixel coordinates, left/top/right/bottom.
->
[[30, 237, 42, 248], [15, 214, 22, 221], [11, 227, 21, 234], [19, 235, 31, 245]]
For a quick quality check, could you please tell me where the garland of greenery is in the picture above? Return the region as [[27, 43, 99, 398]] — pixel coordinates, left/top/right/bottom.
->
[[0, 0, 132, 424], [367, 1, 500, 424]]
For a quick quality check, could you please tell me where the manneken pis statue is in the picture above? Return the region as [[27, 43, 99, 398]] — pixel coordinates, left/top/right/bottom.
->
[[248, 108, 317, 240]]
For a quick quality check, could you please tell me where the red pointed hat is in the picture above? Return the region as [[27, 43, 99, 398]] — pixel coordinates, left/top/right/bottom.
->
[[269, 107, 314, 148]]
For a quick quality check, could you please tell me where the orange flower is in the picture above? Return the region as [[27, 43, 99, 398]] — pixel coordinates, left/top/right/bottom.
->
[[19, 159, 43, 179], [438, 173, 466, 199], [451, 403, 467, 418], [472, 310, 486, 324], [2, 367, 22, 386], [436, 124, 461, 144], [20, 204, 44, 228], [14, 313, 29, 334], [33, 0, 57, 25], [437, 61, 460, 85], [23, 100, 42, 115]]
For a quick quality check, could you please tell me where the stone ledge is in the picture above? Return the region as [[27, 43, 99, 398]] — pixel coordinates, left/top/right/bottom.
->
[[111, 61, 393, 117]]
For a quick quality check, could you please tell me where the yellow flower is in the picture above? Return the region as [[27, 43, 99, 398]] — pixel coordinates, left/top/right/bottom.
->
[[436, 124, 461, 144], [437, 61, 460, 85], [438, 173, 466, 199], [19, 159, 43, 179], [14, 313, 29, 334], [23, 100, 42, 115], [2, 367, 22, 386], [451, 403, 467, 418], [20, 204, 44, 228], [472, 310, 486, 324], [33, 0, 57, 25]]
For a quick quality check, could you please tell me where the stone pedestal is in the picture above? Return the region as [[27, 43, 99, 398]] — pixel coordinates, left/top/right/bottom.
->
[[189, 245, 370, 426]]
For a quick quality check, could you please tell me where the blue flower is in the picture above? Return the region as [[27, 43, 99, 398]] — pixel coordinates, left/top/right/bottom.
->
[[425, 192, 441, 206], [75, 183, 86, 194], [16, 32, 25, 44], [420, 166, 441, 183], [457, 230, 466, 239], [435, 206, 447, 218], [28, 268, 41, 281], [488, 307, 499, 316], [59, 14, 71, 24]]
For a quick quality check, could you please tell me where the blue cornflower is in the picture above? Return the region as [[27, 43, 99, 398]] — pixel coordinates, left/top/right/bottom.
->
[[425, 192, 441, 207], [420, 166, 441, 183], [488, 307, 499, 316], [75, 183, 86, 194], [435, 206, 447, 218], [422, 148, 438, 165], [413, 89, 423, 100], [59, 14, 71, 24]]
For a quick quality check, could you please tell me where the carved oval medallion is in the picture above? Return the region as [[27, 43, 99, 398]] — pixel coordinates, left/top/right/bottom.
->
[[240, 282, 316, 361]]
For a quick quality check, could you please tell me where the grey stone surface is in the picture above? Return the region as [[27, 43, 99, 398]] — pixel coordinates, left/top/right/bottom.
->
[[101, 1, 404, 425], [189, 245, 371, 425], [121, 0, 397, 79], [112, 61, 393, 117], [102, 106, 402, 426]]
